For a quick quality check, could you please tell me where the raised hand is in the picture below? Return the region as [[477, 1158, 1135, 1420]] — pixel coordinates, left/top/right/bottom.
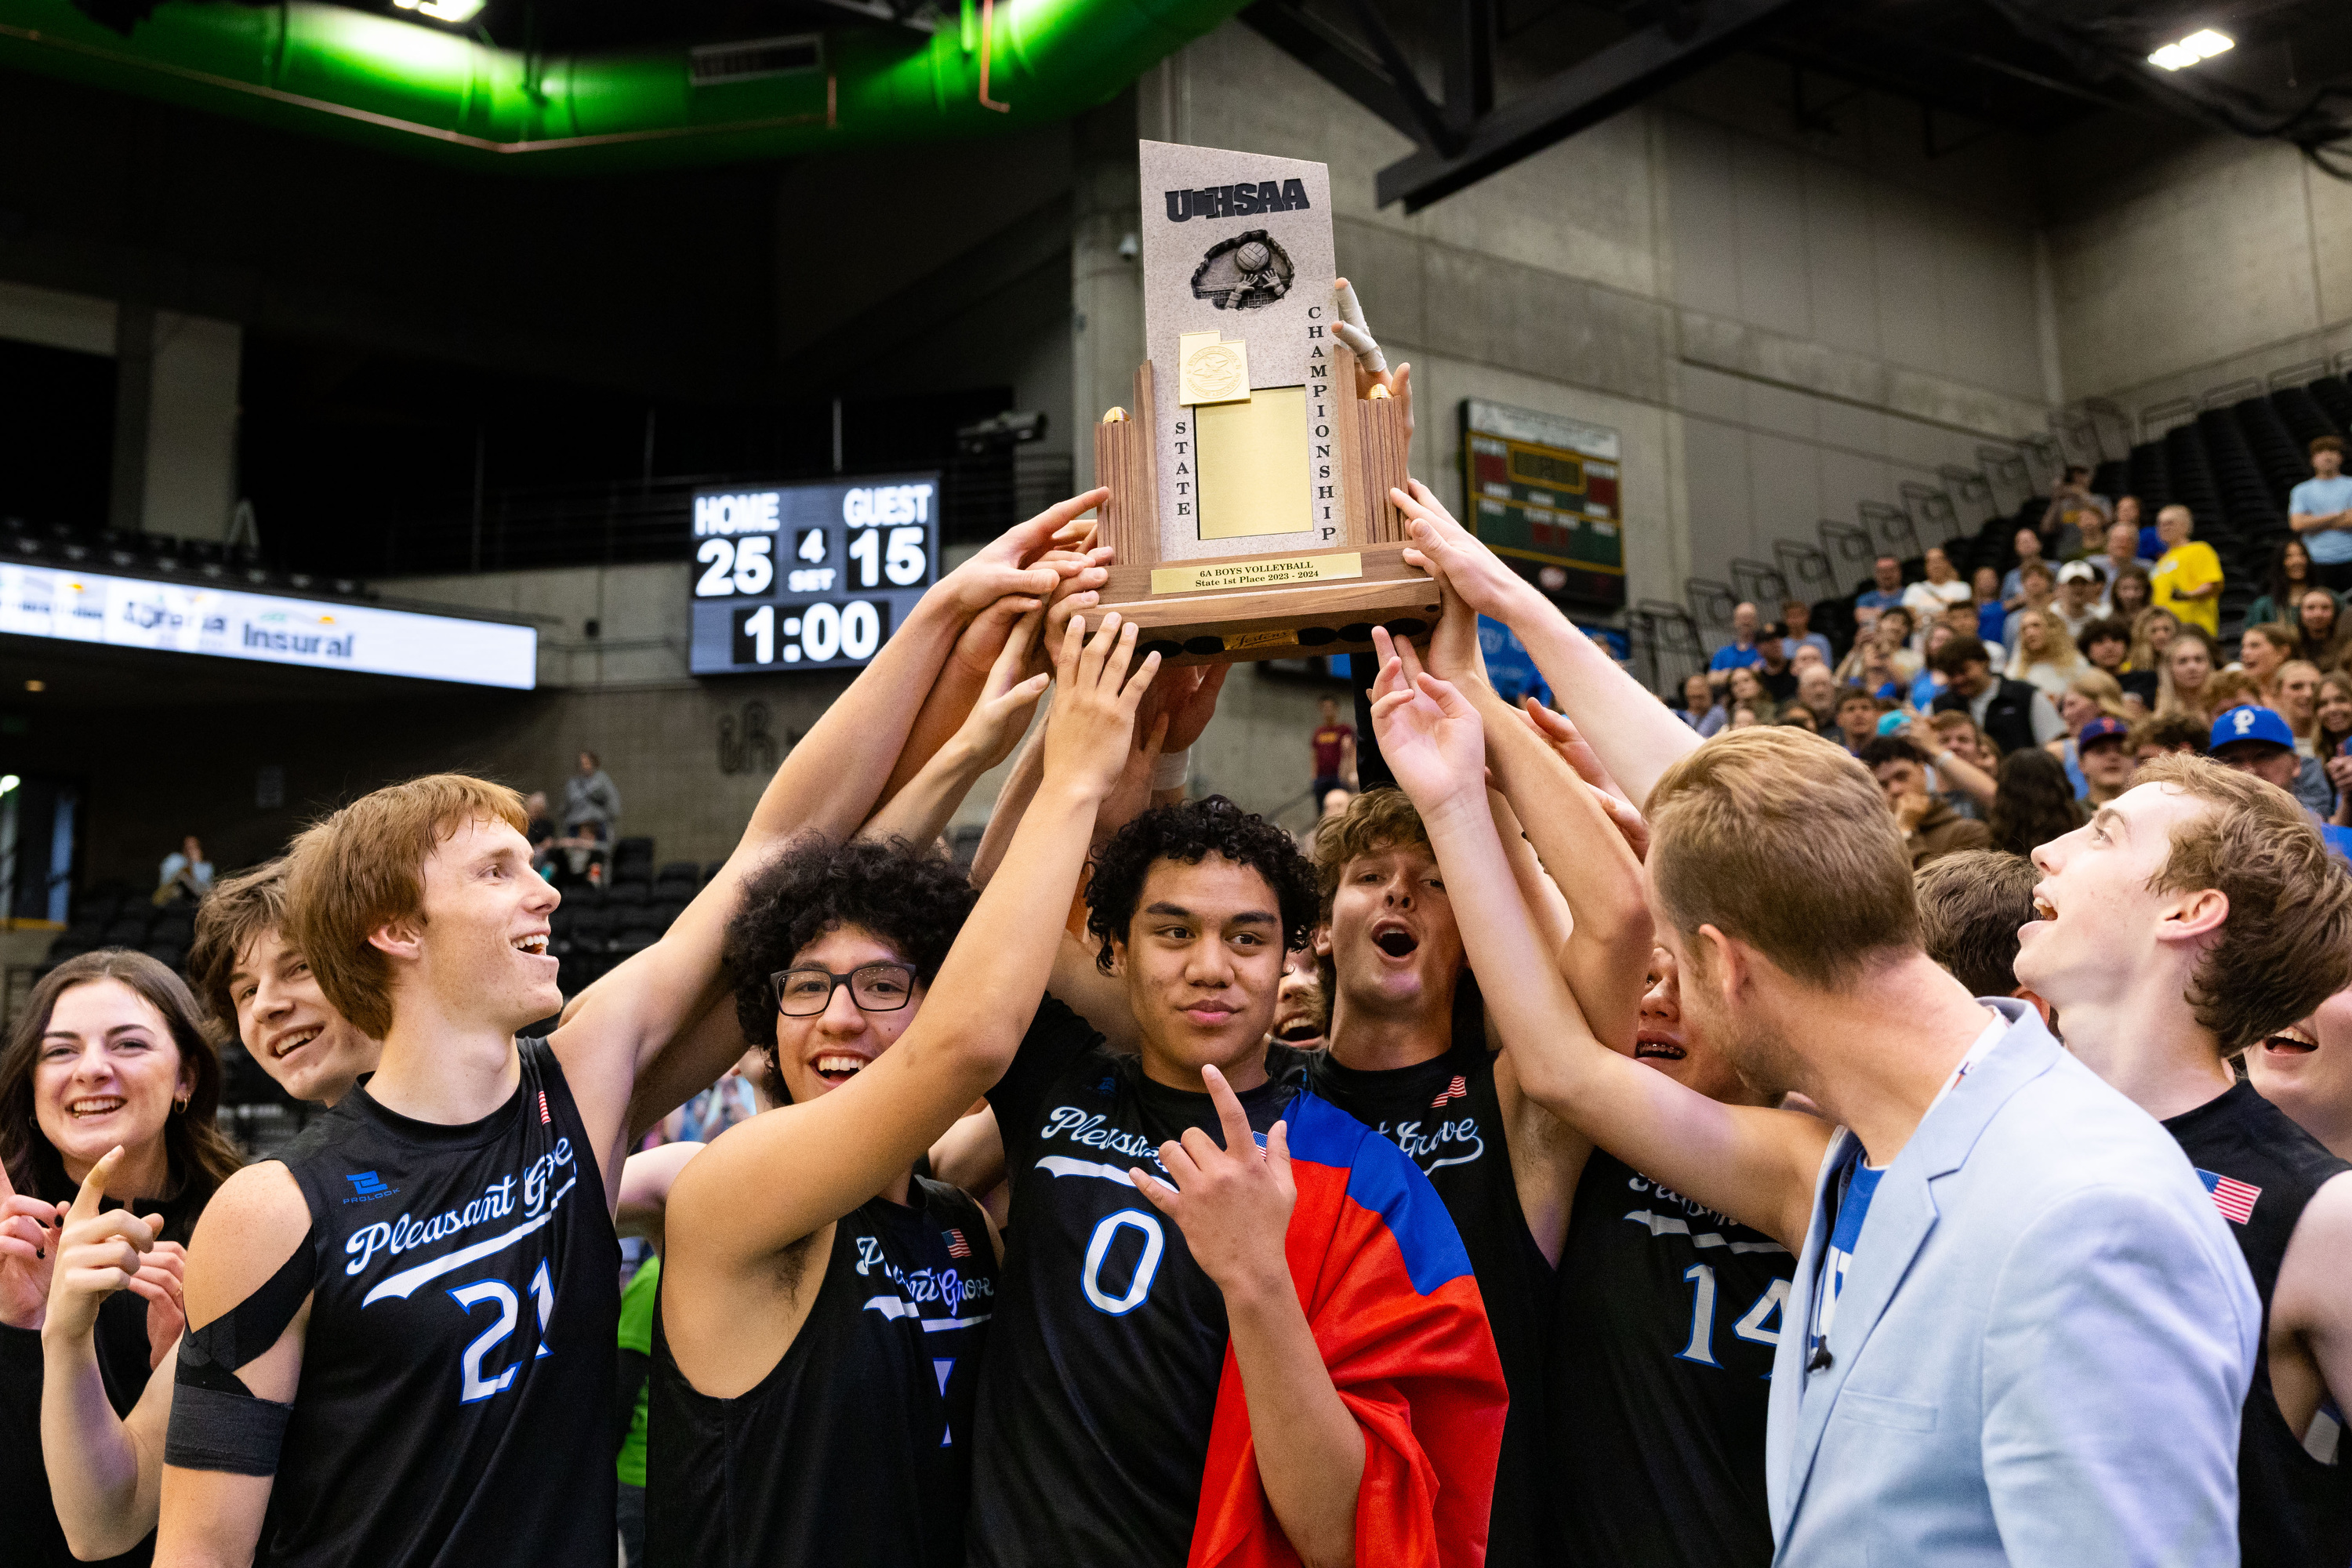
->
[[1127, 1065, 1294, 1301], [1040, 613, 1162, 802], [0, 1154, 63, 1330], [938, 488, 1112, 616], [1367, 626, 1487, 811], [1519, 699, 1650, 861], [1392, 479, 1538, 622], [43, 1145, 169, 1348], [1332, 278, 1414, 438], [1419, 574, 1489, 692], [1141, 661, 1231, 757], [1033, 543, 1116, 680], [951, 609, 1053, 774], [141, 1240, 187, 1370]]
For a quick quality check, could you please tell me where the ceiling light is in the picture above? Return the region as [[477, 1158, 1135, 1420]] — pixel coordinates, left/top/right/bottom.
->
[[23, 680, 42, 693], [2150, 28, 2234, 70], [392, 0, 485, 24]]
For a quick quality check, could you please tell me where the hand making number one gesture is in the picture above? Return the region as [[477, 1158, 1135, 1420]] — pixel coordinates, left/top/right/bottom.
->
[[46, 1143, 187, 1368], [1127, 1065, 1295, 1301]]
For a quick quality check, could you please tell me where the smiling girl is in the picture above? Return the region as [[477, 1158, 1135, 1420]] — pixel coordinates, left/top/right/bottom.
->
[[0, 949, 238, 1566]]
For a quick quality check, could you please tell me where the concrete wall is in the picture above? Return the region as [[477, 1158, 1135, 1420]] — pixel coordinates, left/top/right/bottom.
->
[[0, 279, 242, 540], [2043, 123, 2352, 422]]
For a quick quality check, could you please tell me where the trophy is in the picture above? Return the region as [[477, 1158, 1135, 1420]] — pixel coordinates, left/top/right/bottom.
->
[[1091, 140, 1433, 664]]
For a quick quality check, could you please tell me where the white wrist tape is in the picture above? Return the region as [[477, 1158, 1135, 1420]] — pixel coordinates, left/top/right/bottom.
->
[[1152, 747, 1192, 792]]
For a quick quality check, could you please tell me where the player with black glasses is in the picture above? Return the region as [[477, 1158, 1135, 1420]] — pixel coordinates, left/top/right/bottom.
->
[[648, 610, 1160, 1568]]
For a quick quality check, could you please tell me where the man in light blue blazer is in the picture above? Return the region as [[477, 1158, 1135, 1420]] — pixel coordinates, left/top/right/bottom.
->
[[1768, 996, 2258, 1566]]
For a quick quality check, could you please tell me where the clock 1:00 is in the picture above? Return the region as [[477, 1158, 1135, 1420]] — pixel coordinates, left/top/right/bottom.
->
[[733, 600, 887, 665]]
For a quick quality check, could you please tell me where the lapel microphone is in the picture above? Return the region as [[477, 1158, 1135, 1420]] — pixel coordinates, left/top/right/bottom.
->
[[1807, 1345, 1834, 1373]]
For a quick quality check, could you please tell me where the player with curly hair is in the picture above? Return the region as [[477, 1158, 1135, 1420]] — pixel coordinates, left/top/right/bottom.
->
[[649, 612, 1163, 1568]]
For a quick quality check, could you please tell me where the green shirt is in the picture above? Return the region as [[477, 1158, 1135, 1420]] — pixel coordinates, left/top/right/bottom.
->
[[616, 1256, 660, 1488]]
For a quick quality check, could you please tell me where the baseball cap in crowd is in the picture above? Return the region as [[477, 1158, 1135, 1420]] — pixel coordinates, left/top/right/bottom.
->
[[2056, 561, 2100, 586], [2078, 716, 2131, 751], [1759, 622, 1788, 643], [2209, 704, 2294, 753]]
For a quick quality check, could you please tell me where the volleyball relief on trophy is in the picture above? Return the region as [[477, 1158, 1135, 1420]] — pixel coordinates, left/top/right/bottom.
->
[[1141, 140, 1341, 554]]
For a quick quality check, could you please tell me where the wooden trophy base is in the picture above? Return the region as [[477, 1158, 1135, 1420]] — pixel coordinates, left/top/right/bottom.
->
[[1092, 337, 1427, 666], [1094, 543, 1438, 666]]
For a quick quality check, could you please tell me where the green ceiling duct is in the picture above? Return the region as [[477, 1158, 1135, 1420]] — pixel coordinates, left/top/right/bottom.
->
[[0, 0, 1243, 171]]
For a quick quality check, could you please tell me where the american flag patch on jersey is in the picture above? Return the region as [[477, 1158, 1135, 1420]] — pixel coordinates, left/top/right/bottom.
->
[[945, 1228, 973, 1259], [2196, 1168, 2261, 1225], [1430, 1074, 1469, 1110], [538, 1090, 551, 1125]]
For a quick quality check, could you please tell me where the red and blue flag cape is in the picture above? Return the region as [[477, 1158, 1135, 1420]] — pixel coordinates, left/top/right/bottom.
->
[[1188, 1089, 1508, 1568]]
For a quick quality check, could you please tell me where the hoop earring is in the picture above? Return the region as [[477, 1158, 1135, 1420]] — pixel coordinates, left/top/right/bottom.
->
[[173, 1094, 190, 1116]]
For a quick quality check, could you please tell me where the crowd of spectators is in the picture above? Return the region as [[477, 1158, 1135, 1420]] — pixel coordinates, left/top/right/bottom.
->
[[1676, 437, 2352, 866]]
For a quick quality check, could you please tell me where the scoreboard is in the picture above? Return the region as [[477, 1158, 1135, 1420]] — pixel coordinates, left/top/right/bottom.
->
[[1458, 398, 1624, 609], [688, 473, 940, 676]]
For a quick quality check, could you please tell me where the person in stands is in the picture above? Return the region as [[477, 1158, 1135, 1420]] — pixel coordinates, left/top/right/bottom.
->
[[1930, 634, 2063, 754], [2249, 537, 2321, 630], [2289, 436, 2352, 593], [1859, 735, 1994, 868], [1308, 695, 1356, 805], [2151, 506, 2225, 638]]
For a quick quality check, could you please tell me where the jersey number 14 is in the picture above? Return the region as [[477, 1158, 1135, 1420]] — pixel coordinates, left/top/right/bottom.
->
[[1675, 1264, 1787, 1369]]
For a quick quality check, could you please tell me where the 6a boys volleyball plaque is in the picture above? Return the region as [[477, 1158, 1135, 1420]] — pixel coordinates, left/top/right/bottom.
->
[[1091, 140, 1433, 664]]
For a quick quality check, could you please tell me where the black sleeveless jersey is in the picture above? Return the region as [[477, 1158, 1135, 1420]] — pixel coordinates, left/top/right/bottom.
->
[[968, 998, 1307, 1568], [2164, 1081, 2352, 1568], [1302, 1035, 1555, 1566], [1550, 1149, 1794, 1568], [644, 1177, 996, 1568], [260, 1037, 620, 1568]]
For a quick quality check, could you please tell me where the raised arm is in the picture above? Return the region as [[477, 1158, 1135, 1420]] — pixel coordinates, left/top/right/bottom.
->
[[858, 610, 1050, 848], [156, 1163, 313, 1568], [1391, 481, 1697, 806], [1364, 629, 1828, 1250], [557, 492, 1109, 1191], [663, 614, 1159, 1274], [1418, 581, 1650, 1048], [877, 538, 1109, 803], [40, 1147, 185, 1559]]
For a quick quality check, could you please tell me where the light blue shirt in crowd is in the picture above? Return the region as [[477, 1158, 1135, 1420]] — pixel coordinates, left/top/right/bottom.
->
[[2290, 475, 2352, 564]]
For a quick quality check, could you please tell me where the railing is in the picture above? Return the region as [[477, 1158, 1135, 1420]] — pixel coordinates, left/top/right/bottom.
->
[[1684, 577, 1738, 645], [1857, 500, 1919, 561], [1729, 557, 1789, 611], [302, 451, 1078, 580], [1899, 481, 1962, 546], [1939, 464, 1998, 526]]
